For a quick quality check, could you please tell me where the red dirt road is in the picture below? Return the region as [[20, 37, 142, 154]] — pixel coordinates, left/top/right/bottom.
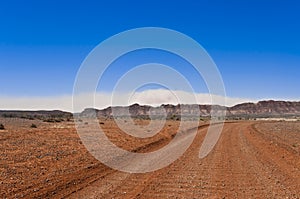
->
[[1, 119, 299, 198], [69, 121, 300, 199]]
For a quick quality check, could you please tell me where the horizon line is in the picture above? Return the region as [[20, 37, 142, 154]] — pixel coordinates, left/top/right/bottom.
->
[[0, 99, 299, 113]]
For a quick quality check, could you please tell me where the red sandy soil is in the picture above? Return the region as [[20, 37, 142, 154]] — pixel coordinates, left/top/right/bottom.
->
[[0, 118, 299, 198]]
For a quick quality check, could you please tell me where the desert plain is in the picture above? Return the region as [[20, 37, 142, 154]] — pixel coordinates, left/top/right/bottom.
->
[[0, 115, 299, 199]]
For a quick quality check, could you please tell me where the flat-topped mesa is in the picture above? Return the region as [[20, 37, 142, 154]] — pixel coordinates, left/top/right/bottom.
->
[[0, 110, 72, 120]]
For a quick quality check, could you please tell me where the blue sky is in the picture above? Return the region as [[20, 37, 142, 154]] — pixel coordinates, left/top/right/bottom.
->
[[0, 0, 300, 109]]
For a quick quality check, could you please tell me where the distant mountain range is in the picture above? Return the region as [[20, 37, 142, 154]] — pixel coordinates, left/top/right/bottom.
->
[[80, 100, 300, 119], [1, 100, 299, 120]]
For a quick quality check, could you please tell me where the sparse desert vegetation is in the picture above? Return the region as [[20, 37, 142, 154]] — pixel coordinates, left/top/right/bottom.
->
[[30, 123, 37, 128]]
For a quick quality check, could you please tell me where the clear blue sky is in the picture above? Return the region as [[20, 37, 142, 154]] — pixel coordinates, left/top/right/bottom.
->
[[1, 0, 299, 100]]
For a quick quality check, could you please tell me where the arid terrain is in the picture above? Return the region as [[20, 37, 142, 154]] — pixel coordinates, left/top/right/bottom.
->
[[0, 115, 299, 198]]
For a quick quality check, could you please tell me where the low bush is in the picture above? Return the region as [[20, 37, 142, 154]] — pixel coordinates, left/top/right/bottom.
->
[[0, 124, 5, 130], [30, 123, 37, 128]]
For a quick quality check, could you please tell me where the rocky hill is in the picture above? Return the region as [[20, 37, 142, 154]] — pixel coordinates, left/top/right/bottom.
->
[[228, 100, 300, 116]]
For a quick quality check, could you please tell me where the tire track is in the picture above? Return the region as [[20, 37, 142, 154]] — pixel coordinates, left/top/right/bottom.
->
[[67, 121, 300, 199], [67, 123, 209, 198]]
